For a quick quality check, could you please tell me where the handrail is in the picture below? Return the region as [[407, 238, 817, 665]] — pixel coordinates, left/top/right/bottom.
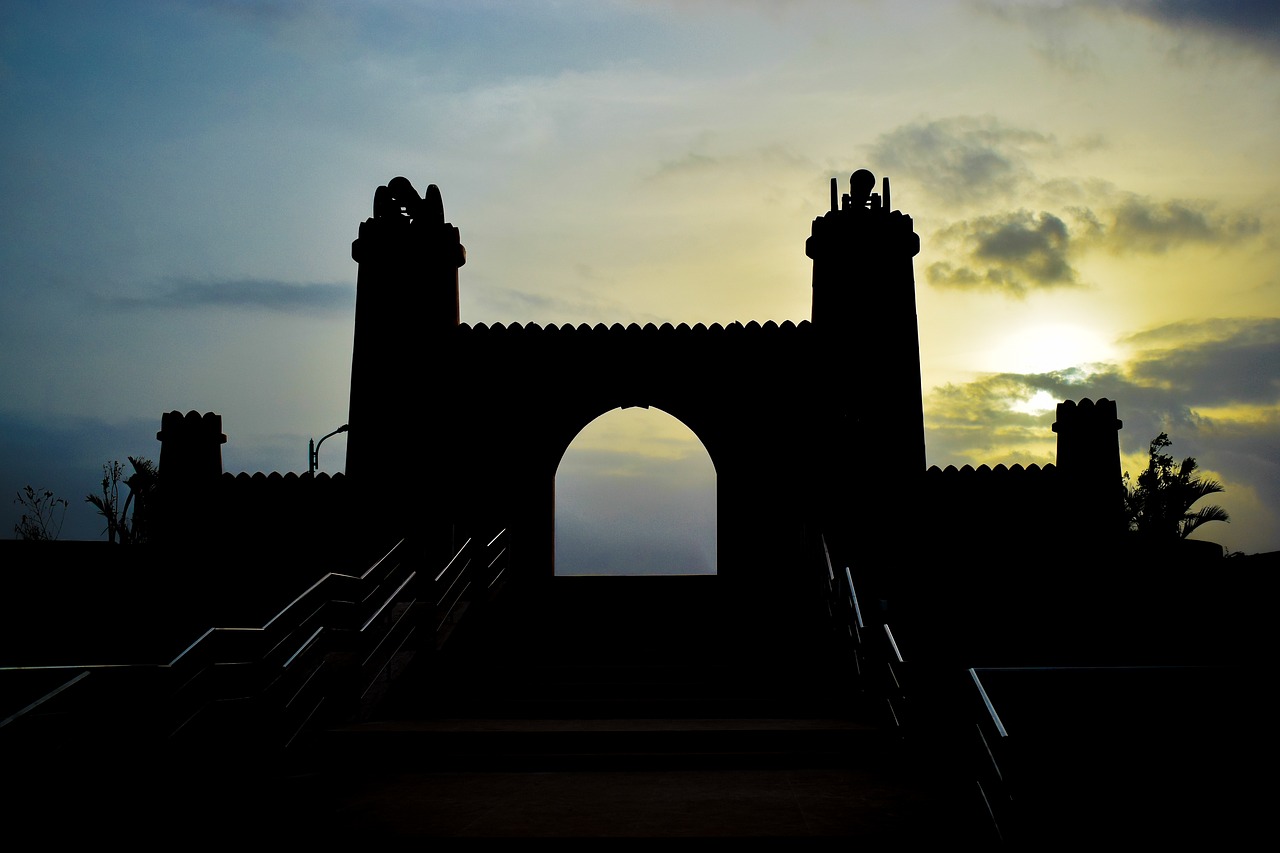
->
[[1, 527, 513, 757], [817, 532, 908, 730], [970, 668, 1008, 738], [0, 669, 92, 728], [967, 667, 1013, 842], [845, 565, 864, 631], [961, 664, 1252, 845]]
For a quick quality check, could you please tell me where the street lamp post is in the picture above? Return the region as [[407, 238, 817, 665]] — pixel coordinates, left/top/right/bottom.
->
[[309, 424, 349, 475]]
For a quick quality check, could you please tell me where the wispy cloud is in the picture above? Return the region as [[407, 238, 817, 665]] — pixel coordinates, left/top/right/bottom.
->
[[1104, 195, 1261, 253], [868, 116, 1056, 208], [106, 279, 354, 314], [466, 281, 648, 326]]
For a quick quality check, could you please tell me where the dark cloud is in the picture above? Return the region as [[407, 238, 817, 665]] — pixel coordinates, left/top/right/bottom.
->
[[1120, 0, 1280, 53], [1107, 195, 1261, 252], [924, 185, 1260, 296], [869, 116, 1056, 207], [1122, 318, 1280, 405], [996, 1, 1280, 60], [108, 279, 354, 314], [929, 210, 1079, 295]]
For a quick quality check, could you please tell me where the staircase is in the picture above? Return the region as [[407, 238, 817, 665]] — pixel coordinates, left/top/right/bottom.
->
[[266, 574, 985, 841], [6, 531, 1273, 843], [3, 539, 992, 842]]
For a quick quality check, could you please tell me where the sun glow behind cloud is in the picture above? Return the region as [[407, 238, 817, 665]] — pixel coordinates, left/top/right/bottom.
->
[[980, 323, 1120, 378]]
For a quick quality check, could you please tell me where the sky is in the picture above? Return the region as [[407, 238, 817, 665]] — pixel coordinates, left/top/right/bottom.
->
[[2, 0, 1277, 564]]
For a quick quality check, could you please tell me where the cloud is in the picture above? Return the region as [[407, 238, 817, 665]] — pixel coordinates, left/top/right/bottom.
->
[[1121, 317, 1280, 405], [1118, 0, 1280, 54], [923, 175, 1261, 296], [1105, 195, 1261, 253], [990, 1, 1280, 62], [925, 373, 1062, 458], [928, 209, 1079, 295], [871, 115, 1263, 297], [106, 279, 354, 314], [868, 116, 1057, 208], [646, 144, 819, 184]]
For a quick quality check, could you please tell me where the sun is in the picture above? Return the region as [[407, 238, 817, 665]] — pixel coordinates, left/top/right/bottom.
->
[[980, 323, 1118, 376]]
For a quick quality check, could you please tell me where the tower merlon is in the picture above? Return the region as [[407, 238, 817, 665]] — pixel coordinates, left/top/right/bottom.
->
[[806, 170, 919, 262], [351, 178, 466, 267]]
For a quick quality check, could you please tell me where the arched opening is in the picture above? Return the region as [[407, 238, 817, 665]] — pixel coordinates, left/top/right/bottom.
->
[[555, 406, 717, 576]]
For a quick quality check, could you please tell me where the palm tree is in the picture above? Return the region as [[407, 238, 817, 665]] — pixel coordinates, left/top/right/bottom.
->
[[1125, 433, 1229, 541]]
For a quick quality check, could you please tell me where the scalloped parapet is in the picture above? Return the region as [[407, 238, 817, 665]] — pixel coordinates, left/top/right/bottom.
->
[[456, 319, 808, 336], [1052, 397, 1122, 435], [919, 461, 1068, 548], [156, 410, 226, 483], [213, 471, 352, 545], [1052, 397, 1124, 480], [1052, 397, 1126, 537]]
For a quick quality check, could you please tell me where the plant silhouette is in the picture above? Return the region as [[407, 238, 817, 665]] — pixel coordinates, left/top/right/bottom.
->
[[1125, 432, 1229, 540]]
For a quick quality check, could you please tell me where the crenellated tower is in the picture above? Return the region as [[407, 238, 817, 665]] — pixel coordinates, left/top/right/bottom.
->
[[1053, 398, 1126, 540], [153, 410, 226, 545], [805, 170, 925, 550], [346, 178, 465, 539]]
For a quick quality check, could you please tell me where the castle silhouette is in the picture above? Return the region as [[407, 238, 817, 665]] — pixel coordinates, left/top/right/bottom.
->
[[152, 169, 1134, 588]]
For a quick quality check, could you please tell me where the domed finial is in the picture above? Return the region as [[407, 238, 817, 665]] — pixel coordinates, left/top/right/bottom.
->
[[387, 176, 424, 220], [424, 183, 444, 224], [850, 169, 876, 206]]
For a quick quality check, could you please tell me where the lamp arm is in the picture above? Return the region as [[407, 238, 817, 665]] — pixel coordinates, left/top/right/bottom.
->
[[311, 424, 349, 474]]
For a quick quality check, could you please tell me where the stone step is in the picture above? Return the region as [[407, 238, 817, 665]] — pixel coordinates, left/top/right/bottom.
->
[[259, 710, 990, 843], [307, 715, 894, 772], [383, 651, 864, 720]]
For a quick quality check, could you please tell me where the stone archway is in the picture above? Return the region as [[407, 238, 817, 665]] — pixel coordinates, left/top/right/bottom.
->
[[554, 405, 717, 576]]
